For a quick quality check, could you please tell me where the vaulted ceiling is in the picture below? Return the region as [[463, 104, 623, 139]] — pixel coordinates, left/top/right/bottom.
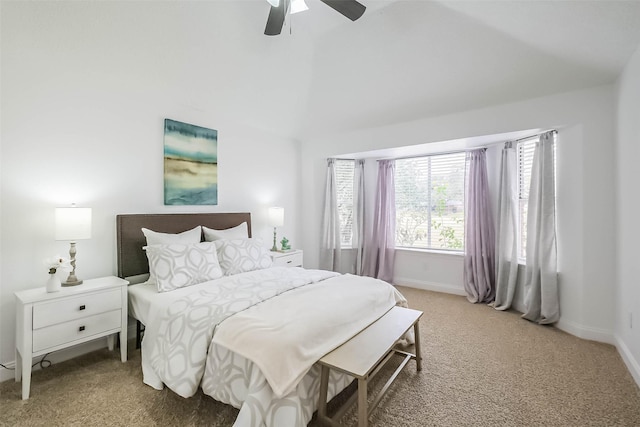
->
[[6, 0, 640, 140], [250, 0, 640, 139]]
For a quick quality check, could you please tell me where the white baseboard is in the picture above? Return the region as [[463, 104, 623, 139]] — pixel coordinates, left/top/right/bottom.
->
[[615, 335, 640, 389], [394, 277, 466, 296], [1, 322, 139, 384], [555, 317, 616, 345]]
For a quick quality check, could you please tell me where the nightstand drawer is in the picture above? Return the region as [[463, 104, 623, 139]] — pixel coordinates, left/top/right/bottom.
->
[[33, 289, 121, 329], [272, 251, 303, 267], [32, 309, 121, 352]]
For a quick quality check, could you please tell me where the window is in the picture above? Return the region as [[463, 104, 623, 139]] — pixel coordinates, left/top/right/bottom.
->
[[517, 139, 536, 260], [335, 159, 355, 247], [395, 153, 466, 251]]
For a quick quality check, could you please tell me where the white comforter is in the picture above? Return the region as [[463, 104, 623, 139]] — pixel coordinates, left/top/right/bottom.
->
[[140, 267, 407, 427]]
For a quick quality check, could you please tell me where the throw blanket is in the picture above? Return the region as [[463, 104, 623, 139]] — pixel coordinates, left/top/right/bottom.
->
[[213, 273, 407, 398], [141, 267, 340, 397]]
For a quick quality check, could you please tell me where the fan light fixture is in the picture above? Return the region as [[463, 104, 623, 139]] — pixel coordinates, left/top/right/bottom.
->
[[290, 0, 308, 14], [265, 0, 308, 14]]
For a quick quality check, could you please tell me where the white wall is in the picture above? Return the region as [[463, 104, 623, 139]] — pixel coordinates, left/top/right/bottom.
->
[[0, 6, 301, 377], [301, 85, 617, 346], [615, 43, 640, 385]]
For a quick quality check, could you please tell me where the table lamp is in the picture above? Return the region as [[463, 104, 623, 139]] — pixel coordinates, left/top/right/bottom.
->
[[55, 205, 92, 286]]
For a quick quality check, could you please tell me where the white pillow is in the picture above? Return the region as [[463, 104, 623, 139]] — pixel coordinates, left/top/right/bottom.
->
[[214, 237, 273, 276], [141, 226, 202, 245], [141, 226, 202, 284], [144, 242, 223, 292], [202, 222, 249, 242]]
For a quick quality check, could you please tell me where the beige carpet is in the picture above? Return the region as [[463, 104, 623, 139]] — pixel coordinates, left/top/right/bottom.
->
[[2, 286, 639, 426]]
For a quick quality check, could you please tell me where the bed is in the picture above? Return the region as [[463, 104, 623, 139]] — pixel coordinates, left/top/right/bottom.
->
[[116, 213, 409, 427]]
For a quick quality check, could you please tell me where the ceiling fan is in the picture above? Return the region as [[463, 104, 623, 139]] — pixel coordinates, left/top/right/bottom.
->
[[264, 0, 366, 36]]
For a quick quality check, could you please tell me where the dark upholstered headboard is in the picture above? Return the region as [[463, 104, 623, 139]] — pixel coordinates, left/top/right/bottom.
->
[[116, 213, 252, 279]]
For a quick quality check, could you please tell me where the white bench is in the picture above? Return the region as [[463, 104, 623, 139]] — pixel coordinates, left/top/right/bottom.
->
[[317, 306, 423, 427]]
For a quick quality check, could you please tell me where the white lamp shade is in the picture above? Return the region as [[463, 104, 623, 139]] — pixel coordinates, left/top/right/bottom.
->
[[268, 207, 284, 227], [55, 207, 92, 241]]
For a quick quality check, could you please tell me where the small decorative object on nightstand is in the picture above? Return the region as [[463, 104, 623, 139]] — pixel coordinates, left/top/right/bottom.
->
[[270, 249, 303, 267], [14, 276, 128, 400], [45, 273, 61, 293], [44, 255, 72, 293], [280, 236, 291, 251]]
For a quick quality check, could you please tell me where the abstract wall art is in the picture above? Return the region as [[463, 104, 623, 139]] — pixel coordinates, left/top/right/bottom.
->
[[163, 118, 218, 205]]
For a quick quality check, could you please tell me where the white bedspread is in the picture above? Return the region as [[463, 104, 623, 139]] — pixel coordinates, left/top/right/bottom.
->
[[213, 273, 405, 398], [139, 266, 408, 427]]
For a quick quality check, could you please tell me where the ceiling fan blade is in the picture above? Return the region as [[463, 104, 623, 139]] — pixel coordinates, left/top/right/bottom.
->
[[319, 0, 366, 21], [265, 0, 289, 36]]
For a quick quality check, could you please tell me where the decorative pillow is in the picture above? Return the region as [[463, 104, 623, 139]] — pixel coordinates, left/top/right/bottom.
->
[[141, 226, 202, 245], [144, 242, 223, 292], [141, 226, 202, 284], [214, 237, 273, 276], [202, 222, 249, 242]]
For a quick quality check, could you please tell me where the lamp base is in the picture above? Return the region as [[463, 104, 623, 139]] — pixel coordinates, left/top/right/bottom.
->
[[63, 242, 83, 286], [271, 227, 278, 252]]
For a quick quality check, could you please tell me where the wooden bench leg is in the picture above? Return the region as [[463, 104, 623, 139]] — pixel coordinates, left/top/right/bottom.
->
[[358, 377, 368, 427], [318, 365, 330, 423], [414, 321, 422, 371]]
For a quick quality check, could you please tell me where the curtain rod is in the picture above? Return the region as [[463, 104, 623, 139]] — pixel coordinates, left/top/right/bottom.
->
[[512, 129, 557, 144], [332, 129, 558, 162], [376, 148, 483, 161], [382, 129, 559, 161]]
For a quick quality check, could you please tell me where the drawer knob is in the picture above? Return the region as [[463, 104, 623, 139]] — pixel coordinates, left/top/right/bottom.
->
[[79, 326, 85, 332], [287, 260, 292, 264], [79, 305, 86, 310]]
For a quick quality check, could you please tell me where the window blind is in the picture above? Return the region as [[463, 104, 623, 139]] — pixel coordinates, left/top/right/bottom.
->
[[518, 138, 537, 259], [395, 152, 465, 250], [335, 159, 355, 247]]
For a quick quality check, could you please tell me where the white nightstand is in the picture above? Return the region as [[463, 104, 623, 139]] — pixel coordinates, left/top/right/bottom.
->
[[270, 249, 303, 267], [14, 275, 129, 400]]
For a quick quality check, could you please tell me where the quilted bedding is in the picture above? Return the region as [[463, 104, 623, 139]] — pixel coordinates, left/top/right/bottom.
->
[[139, 266, 407, 427]]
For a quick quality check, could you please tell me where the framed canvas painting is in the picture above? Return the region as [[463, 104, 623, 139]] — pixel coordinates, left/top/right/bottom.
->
[[163, 119, 218, 205]]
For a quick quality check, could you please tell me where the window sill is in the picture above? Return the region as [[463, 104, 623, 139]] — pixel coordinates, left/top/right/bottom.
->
[[396, 247, 464, 257]]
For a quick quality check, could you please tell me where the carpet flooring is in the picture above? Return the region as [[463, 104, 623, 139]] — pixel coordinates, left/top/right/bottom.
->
[[2, 286, 639, 426]]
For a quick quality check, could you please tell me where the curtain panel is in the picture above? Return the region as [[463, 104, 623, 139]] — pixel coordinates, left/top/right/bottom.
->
[[363, 160, 396, 282], [523, 131, 560, 324], [320, 158, 342, 272], [463, 149, 496, 303], [494, 142, 519, 310]]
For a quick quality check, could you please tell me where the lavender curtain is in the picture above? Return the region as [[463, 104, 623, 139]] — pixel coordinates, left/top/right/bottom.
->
[[494, 142, 519, 310], [320, 158, 341, 272], [363, 160, 396, 282], [463, 149, 496, 303], [353, 159, 366, 275], [522, 131, 559, 324]]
